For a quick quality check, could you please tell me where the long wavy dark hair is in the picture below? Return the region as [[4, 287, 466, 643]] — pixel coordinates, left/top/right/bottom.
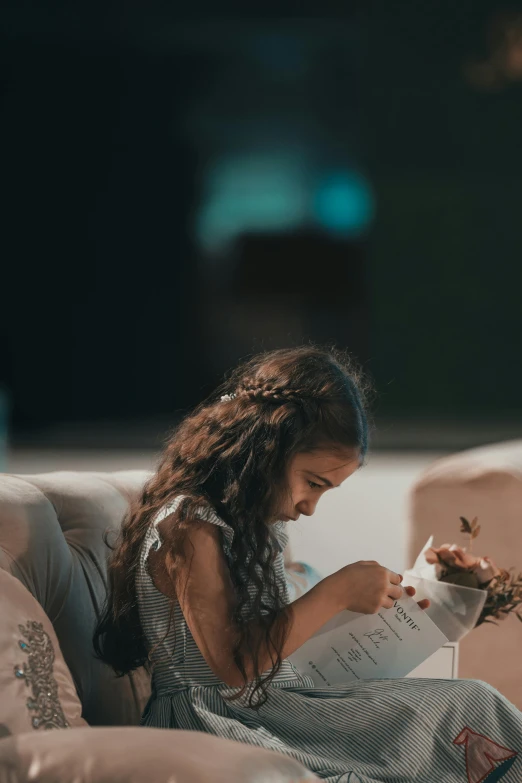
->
[[93, 345, 371, 708]]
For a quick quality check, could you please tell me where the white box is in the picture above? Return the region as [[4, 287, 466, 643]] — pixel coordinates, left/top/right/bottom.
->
[[406, 642, 459, 679]]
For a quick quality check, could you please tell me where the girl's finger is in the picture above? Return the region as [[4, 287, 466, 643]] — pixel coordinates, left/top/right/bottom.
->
[[388, 584, 404, 600], [404, 585, 416, 596]]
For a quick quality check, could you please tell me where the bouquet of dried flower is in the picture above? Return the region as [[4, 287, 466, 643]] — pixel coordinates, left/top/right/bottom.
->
[[403, 518, 522, 641], [423, 517, 522, 628]]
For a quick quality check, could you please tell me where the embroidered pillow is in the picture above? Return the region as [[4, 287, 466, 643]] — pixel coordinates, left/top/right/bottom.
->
[[0, 568, 87, 736]]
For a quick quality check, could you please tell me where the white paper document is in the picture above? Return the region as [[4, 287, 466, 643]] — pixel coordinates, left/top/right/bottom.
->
[[288, 594, 448, 685]]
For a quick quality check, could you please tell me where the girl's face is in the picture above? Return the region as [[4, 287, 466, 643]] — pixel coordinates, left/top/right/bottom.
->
[[276, 447, 360, 523]]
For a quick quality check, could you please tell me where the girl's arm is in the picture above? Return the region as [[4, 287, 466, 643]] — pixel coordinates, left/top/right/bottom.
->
[[147, 518, 343, 687]]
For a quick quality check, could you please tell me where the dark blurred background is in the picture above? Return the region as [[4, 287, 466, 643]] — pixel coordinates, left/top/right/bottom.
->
[[2, 1, 522, 455]]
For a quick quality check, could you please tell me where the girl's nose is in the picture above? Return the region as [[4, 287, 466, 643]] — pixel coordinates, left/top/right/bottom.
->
[[296, 500, 317, 517]]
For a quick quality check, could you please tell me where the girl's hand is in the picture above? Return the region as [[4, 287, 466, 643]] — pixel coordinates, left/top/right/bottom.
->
[[326, 561, 431, 614]]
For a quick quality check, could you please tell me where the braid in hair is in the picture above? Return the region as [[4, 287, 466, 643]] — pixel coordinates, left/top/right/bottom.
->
[[236, 382, 310, 405]]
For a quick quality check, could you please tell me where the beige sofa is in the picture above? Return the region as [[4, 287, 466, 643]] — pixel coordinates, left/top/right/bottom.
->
[[0, 471, 316, 783], [408, 439, 522, 710], [3, 440, 520, 780]]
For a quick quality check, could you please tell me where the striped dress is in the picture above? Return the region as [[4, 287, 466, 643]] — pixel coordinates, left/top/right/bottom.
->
[[136, 500, 522, 782]]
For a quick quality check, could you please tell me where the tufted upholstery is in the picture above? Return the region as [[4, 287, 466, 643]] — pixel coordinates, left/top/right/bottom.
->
[[408, 440, 522, 709], [0, 471, 153, 726]]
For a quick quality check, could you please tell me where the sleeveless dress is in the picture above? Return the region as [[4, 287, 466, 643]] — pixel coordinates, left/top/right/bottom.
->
[[136, 499, 522, 783]]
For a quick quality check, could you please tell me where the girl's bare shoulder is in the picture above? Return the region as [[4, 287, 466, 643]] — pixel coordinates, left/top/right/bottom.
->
[[147, 516, 228, 599]]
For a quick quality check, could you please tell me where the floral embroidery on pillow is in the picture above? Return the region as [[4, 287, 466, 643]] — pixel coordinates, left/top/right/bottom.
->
[[13, 620, 69, 729]]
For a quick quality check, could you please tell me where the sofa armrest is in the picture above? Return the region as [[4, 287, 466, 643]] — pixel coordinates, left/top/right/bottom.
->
[[408, 439, 522, 709]]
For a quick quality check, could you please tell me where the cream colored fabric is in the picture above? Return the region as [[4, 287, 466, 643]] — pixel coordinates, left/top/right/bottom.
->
[[0, 568, 87, 737], [0, 471, 153, 726], [408, 439, 522, 708], [0, 727, 318, 783]]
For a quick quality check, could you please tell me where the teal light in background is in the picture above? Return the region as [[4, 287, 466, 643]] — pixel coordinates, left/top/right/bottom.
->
[[196, 154, 306, 253], [313, 171, 374, 238], [196, 158, 375, 253]]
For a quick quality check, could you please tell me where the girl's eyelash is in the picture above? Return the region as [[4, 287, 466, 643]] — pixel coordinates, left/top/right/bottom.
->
[[308, 480, 322, 490]]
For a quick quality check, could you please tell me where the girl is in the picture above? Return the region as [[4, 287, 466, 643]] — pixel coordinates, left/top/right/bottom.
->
[[94, 346, 521, 782]]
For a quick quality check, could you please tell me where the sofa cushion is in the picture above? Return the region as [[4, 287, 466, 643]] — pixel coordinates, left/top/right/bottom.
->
[[0, 471, 152, 726], [0, 726, 318, 783], [0, 568, 87, 737]]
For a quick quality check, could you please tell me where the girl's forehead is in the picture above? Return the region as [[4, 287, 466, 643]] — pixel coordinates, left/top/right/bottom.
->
[[290, 448, 360, 474]]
